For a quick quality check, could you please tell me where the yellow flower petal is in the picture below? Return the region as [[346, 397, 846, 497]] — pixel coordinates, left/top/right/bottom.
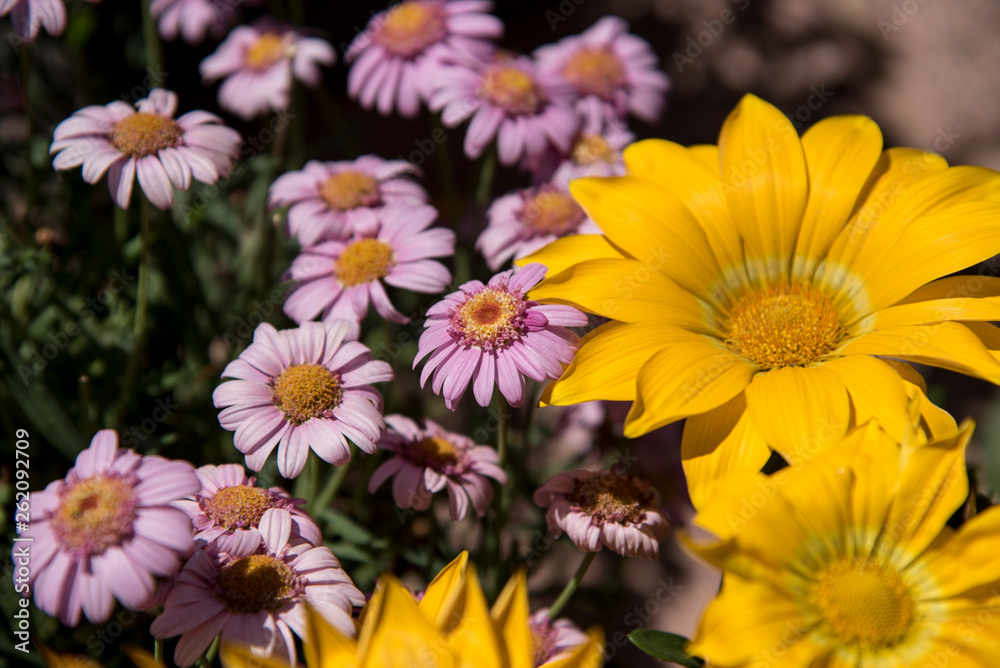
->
[[837, 422, 901, 558], [515, 234, 625, 276], [448, 565, 509, 668], [363, 577, 456, 668], [822, 355, 911, 440], [868, 296, 1000, 330], [418, 551, 469, 629], [895, 275, 1000, 304], [718, 93, 808, 283], [542, 628, 605, 668], [490, 570, 532, 668], [529, 258, 719, 333], [301, 602, 359, 668], [920, 507, 1000, 599], [681, 393, 771, 511], [745, 366, 850, 464], [688, 143, 720, 172]]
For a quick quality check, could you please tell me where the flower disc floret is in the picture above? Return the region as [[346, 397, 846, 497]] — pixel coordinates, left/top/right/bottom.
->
[[571, 134, 615, 166], [816, 558, 915, 648], [50, 474, 139, 557], [109, 113, 183, 158], [410, 436, 460, 469], [480, 65, 543, 116], [215, 554, 302, 614], [200, 485, 274, 530], [335, 239, 396, 287], [271, 363, 344, 424], [566, 474, 652, 526], [561, 48, 625, 100], [520, 188, 586, 236], [320, 170, 381, 210], [450, 287, 527, 350], [374, 1, 446, 57], [246, 33, 288, 70]]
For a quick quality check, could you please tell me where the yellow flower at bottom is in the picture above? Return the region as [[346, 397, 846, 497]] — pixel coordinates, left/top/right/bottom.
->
[[219, 552, 604, 668], [684, 418, 1000, 667], [521, 93, 1000, 508]]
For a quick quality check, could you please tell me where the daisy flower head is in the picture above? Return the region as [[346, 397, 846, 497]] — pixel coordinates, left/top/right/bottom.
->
[[212, 321, 393, 479], [428, 53, 580, 165], [268, 156, 428, 246], [684, 419, 1000, 667], [150, 0, 259, 44], [530, 608, 591, 667], [533, 469, 670, 559], [527, 93, 1000, 508], [345, 0, 503, 117], [282, 202, 455, 339], [368, 414, 508, 520], [14, 429, 199, 626], [151, 508, 364, 667], [175, 464, 321, 554], [415, 263, 587, 410], [200, 20, 336, 120], [50, 88, 241, 210], [478, 181, 600, 271], [549, 120, 633, 185], [534, 16, 669, 127]]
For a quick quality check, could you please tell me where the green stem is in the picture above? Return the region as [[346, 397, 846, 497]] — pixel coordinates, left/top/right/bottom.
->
[[205, 635, 220, 665], [312, 456, 351, 516], [295, 455, 318, 511], [475, 146, 497, 211], [496, 398, 508, 467], [253, 116, 290, 291], [547, 552, 596, 619], [115, 199, 151, 428], [154, 638, 163, 664], [114, 205, 129, 245], [139, 0, 163, 74]]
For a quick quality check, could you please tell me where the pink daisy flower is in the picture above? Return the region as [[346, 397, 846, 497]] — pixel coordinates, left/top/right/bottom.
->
[[548, 120, 633, 186], [534, 16, 669, 127], [428, 54, 580, 165], [283, 202, 455, 339], [174, 464, 321, 554], [533, 469, 670, 560], [268, 156, 428, 246], [50, 88, 241, 210], [345, 0, 503, 117], [150, 508, 364, 667], [213, 321, 392, 479], [530, 608, 591, 667], [368, 414, 508, 520], [200, 21, 336, 120], [414, 263, 587, 410], [477, 181, 600, 270], [150, 0, 259, 44], [0, 0, 76, 41], [14, 429, 199, 626]]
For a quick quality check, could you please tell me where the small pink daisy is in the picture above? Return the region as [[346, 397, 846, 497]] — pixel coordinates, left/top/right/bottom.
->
[[345, 0, 503, 117], [150, 508, 364, 667], [368, 414, 507, 520], [1, 0, 73, 41], [268, 156, 428, 246], [530, 608, 591, 667], [283, 202, 455, 339], [14, 429, 199, 626], [477, 181, 600, 270], [534, 16, 669, 127], [212, 321, 393, 479], [200, 21, 336, 120], [174, 464, 321, 554], [428, 54, 580, 165], [414, 263, 587, 410], [533, 469, 670, 560], [50, 88, 241, 209], [547, 120, 633, 186], [150, 0, 259, 44]]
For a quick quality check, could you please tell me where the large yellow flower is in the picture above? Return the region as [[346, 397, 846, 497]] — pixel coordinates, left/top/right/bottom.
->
[[220, 552, 604, 668], [523, 93, 1000, 507], [683, 418, 1000, 667]]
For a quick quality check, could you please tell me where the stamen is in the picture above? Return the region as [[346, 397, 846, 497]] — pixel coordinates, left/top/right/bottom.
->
[[572, 134, 615, 166], [51, 474, 139, 556], [110, 113, 183, 158], [480, 65, 543, 116], [246, 33, 288, 71], [408, 436, 461, 470], [374, 1, 446, 57], [816, 558, 915, 647], [567, 474, 653, 526], [520, 187, 586, 236], [214, 554, 301, 614], [271, 364, 344, 424], [562, 48, 625, 100], [449, 286, 527, 350], [319, 170, 380, 210], [335, 238, 395, 287], [200, 485, 275, 530]]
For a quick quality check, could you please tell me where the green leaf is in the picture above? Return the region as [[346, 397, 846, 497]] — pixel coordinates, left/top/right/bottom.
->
[[628, 630, 704, 667]]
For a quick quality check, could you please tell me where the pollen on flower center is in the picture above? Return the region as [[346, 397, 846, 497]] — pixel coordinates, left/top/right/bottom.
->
[[480, 65, 543, 116], [726, 280, 847, 369], [200, 485, 274, 530], [110, 113, 183, 158], [530, 617, 559, 667], [816, 559, 915, 647], [246, 33, 288, 70], [520, 188, 586, 236], [320, 170, 380, 210], [374, 1, 446, 57], [335, 238, 396, 287], [450, 287, 527, 350], [271, 363, 344, 424], [567, 474, 652, 526], [51, 474, 139, 556], [572, 134, 614, 166], [562, 48, 625, 99], [410, 436, 460, 469], [214, 554, 301, 614]]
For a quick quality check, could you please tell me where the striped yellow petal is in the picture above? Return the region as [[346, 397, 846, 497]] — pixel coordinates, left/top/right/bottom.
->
[[918, 507, 1000, 599], [448, 566, 508, 668], [823, 355, 911, 440], [688, 143, 720, 172], [301, 602, 359, 668], [418, 551, 468, 628], [490, 570, 532, 668], [515, 234, 626, 276], [363, 578, 456, 668]]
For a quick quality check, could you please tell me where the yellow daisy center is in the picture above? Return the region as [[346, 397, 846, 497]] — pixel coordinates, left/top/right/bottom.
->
[[376, 2, 446, 56], [215, 554, 300, 614], [319, 170, 380, 210], [726, 280, 847, 369], [572, 134, 614, 166], [110, 113, 183, 158], [271, 363, 344, 424], [816, 559, 915, 647], [335, 238, 396, 287], [566, 474, 652, 526], [481, 65, 542, 116], [246, 33, 288, 70], [52, 475, 138, 556], [562, 48, 625, 100], [451, 288, 526, 349], [201, 485, 274, 530], [411, 436, 460, 468], [521, 189, 586, 236]]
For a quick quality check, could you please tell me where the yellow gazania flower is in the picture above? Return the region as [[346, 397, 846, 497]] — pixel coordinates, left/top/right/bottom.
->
[[683, 417, 1000, 667], [523, 93, 1000, 507], [219, 552, 604, 668]]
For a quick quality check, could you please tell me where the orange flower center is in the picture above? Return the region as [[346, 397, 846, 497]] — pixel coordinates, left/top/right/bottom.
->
[[320, 170, 380, 210], [271, 363, 344, 424], [816, 559, 915, 648], [51, 475, 138, 556], [246, 33, 288, 70], [520, 188, 586, 236], [726, 281, 847, 369], [110, 113, 183, 158], [566, 474, 653, 526], [201, 485, 274, 530], [215, 554, 300, 614], [451, 288, 526, 349], [375, 1, 446, 57], [480, 65, 543, 116], [410, 436, 460, 468], [562, 48, 625, 99], [335, 238, 395, 287], [572, 134, 615, 165]]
